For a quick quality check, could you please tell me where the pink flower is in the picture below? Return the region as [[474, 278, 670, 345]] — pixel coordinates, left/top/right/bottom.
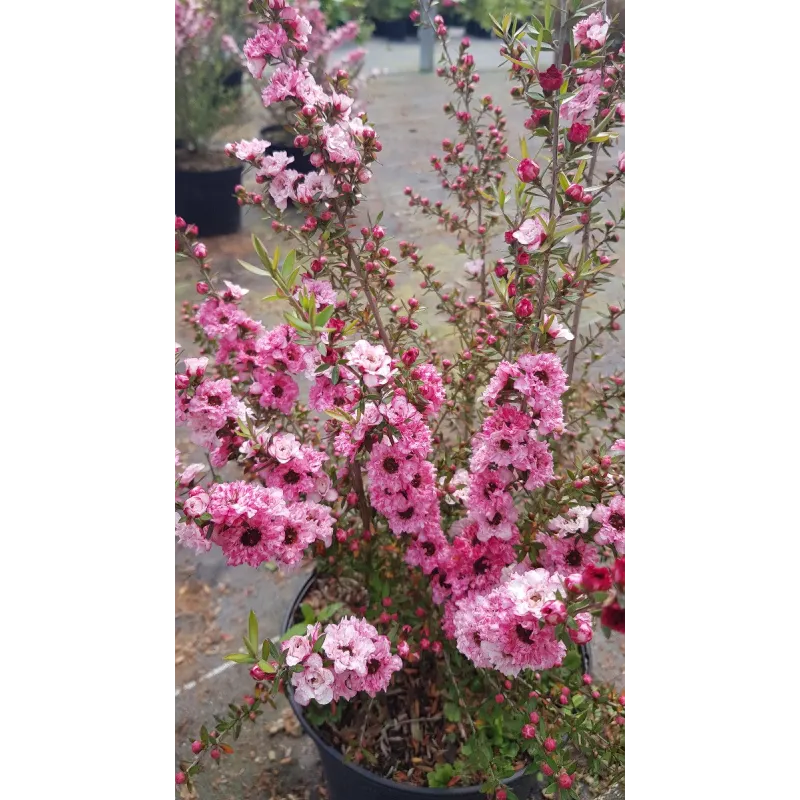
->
[[184, 356, 208, 377], [617, 151, 625, 173], [464, 258, 483, 277], [410, 364, 446, 417], [175, 513, 211, 554], [253, 372, 299, 414], [560, 84, 603, 125], [611, 438, 625, 452], [573, 12, 609, 50], [322, 617, 378, 675], [512, 215, 548, 251], [183, 488, 210, 518], [345, 340, 393, 387], [544, 314, 574, 342], [178, 463, 206, 486], [295, 170, 338, 204], [268, 168, 300, 210], [281, 633, 313, 666], [291, 653, 334, 705], [260, 151, 295, 178], [537, 533, 598, 576], [230, 138, 271, 162], [243, 24, 289, 78], [321, 124, 360, 164], [592, 495, 625, 553], [294, 277, 337, 310], [268, 432, 302, 463]]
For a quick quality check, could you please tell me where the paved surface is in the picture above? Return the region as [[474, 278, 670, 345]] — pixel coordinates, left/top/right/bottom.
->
[[176, 29, 624, 798]]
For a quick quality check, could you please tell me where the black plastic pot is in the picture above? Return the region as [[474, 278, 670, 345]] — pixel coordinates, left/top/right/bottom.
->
[[222, 68, 243, 90], [465, 20, 493, 39], [260, 125, 315, 174], [175, 161, 243, 237], [406, 16, 419, 38], [283, 573, 538, 800], [375, 18, 408, 42]]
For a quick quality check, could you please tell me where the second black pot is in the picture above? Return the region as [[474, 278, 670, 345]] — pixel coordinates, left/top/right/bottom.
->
[[175, 162, 243, 237], [260, 126, 315, 174], [282, 573, 538, 800], [374, 18, 408, 42]]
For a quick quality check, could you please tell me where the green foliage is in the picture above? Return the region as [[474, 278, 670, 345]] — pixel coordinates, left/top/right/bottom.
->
[[460, 0, 546, 31], [365, 0, 414, 22]]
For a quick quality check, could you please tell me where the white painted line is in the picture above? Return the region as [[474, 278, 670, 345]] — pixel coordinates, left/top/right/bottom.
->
[[175, 636, 280, 697]]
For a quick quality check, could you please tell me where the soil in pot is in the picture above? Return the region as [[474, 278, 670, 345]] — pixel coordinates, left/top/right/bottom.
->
[[175, 149, 243, 237], [285, 574, 537, 797], [260, 125, 315, 174]]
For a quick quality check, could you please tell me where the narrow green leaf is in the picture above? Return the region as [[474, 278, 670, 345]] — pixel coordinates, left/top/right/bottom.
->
[[248, 611, 258, 651], [224, 653, 255, 663], [280, 250, 296, 279], [238, 259, 269, 277], [252, 235, 271, 269]]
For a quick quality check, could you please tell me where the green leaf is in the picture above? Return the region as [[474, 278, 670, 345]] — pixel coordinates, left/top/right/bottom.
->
[[558, 172, 570, 192], [315, 305, 335, 328], [317, 602, 344, 621], [519, 136, 529, 161], [248, 611, 258, 651], [257, 659, 276, 673], [252, 235, 272, 269], [300, 602, 315, 623], [444, 701, 462, 722], [262, 639, 271, 660], [312, 633, 326, 653], [280, 250, 296, 279], [238, 259, 269, 277], [224, 653, 255, 663], [281, 622, 309, 640]]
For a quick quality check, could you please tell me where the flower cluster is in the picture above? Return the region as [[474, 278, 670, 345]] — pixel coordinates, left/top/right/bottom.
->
[[283, 618, 403, 705]]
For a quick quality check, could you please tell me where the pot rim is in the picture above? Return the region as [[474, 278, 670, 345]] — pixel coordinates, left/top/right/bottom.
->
[[282, 571, 532, 796]]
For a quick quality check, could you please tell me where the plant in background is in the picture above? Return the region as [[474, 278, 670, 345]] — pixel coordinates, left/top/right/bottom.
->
[[175, 0, 243, 155], [175, 1, 624, 797], [221, 0, 373, 144], [365, 0, 415, 23]]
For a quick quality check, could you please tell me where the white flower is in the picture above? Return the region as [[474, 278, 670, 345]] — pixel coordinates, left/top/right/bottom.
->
[[268, 432, 301, 463]]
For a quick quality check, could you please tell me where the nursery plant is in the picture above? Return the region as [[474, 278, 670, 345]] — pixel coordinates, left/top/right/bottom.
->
[[175, 0, 624, 797], [175, 0, 247, 235], [222, 0, 372, 160]]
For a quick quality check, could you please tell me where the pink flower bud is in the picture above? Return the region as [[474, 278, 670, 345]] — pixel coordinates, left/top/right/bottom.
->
[[193, 243, 207, 259], [515, 298, 534, 319], [541, 600, 567, 625], [544, 737, 557, 752], [522, 724, 536, 739], [196, 281, 209, 295], [516, 158, 540, 183]]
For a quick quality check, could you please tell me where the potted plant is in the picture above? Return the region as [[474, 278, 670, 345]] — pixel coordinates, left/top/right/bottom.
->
[[222, 0, 374, 175], [367, 0, 415, 41], [459, 0, 544, 39], [176, 1, 625, 797], [175, 0, 245, 237]]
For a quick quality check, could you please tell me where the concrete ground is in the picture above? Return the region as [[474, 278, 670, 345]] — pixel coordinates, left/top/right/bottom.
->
[[176, 28, 624, 799]]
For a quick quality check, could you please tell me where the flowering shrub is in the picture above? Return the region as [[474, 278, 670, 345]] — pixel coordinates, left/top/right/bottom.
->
[[175, 0, 243, 151], [176, 0, 624, 797], [222, 0, 373, 136]]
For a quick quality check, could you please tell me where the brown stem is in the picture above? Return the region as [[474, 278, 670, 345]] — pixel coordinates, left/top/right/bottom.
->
[[533, 0, 568, 348], [334, 203, 393, 354], [349, 460, 373, 533]]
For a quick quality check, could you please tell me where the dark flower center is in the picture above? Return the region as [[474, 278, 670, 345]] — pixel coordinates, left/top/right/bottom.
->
[[219, 315, 230, 324], [488, 512, 503, 526], [272, 385, 284, 397], [207, 395, 222, 407], [410, 473, 422, 489], [473, 632, 482, 646], [399, 507, 415, 520], [499, 439, 511, 451], [474, 556, 489, 575], [284, 526, 298, 545], [284, 469, 301, 485], [367, 658, 381, 675], [609, 513, 625, 530], [240, 527, 261, 547], [516, 624, 534, 644], [534, 370, 549, 384], [566, 548, 583, 567], [383, 456, 399, 474], [422, 542, 436, 556]]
